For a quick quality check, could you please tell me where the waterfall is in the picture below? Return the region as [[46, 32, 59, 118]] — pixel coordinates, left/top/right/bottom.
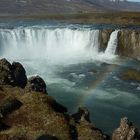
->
[[0, 28, 100, 63], [105, 30, 119, 55], [0, 27, 120, 64]]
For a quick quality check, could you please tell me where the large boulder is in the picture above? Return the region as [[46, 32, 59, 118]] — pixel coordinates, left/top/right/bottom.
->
[[112, 117, 140, 140], [0, 96, 22, 118], [11, 62, 27, 88], [0, 58, 14, 85], [25, 76, 47, 93], [0, 58, 27, 88]]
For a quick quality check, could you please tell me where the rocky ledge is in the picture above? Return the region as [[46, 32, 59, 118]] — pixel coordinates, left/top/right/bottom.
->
[[0, 58, 140, 140], [100, 29, 140, 59]]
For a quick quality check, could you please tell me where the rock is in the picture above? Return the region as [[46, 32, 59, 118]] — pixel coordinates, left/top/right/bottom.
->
[[120, 69, 140, 83], [72, 107, 90, 122], [99, 30, 140, 59], [11, 62, 27, 88], [47, 96, 67, 113], [0, 58, 14, 85], [0, 59, 27, 88], [71, 107, 109, 140], [112, 117, 140, 140], [26, 76, 47, 93], [118, 30, 140, 59], [0, 58, 12, 71], [76, 115, 109, 140], [37, 135, 58, 140], [0, 122, 9, 131], [0, 96, 22, 118], [99, 29, 114, 51]]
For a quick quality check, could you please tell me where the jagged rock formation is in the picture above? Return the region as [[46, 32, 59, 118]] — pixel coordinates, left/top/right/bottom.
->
[[112, 117, 140, 140], [71, 107, 109, 140], [11, 62, 27, 88], [25, 75, 47, 93], [0, 58, 27, 87]]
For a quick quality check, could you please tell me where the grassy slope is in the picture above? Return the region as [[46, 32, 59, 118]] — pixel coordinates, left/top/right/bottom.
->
[[0, 12, 140, 25]]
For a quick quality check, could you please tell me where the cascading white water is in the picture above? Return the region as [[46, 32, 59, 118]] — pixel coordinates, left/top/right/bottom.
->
[[105, 30, 119, 55], [0, 28, 99, 64], [0, 27, 119, 64]]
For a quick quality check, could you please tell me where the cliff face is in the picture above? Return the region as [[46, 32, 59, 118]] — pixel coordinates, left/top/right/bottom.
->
[[118, 30, 140, 59], [100, 29, 140, 59], [99, 29, 114, 51]]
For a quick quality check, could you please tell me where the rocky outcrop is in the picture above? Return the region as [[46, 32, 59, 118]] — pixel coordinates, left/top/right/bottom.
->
[[25, 75, 47, 94], [0, 58, 27, 88], [0, 58, 15, 85], [0, 96, 22, 118], [11, 62, 27, 88], [72, 107, 90, 122], [112, 117, 140, 140], [99, 29, 140, 59], [71, 107, 109, 140], [118, 30, 140, 59]]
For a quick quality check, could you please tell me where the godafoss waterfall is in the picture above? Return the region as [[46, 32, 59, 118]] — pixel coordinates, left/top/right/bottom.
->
[[0, 22, 140, 135]]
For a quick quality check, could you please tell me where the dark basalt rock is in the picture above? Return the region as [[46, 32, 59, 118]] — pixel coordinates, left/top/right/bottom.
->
[[47, 97, 67, 113], [25, 75, 47, 93], [72, 107, 90, 122], [11, 62, 27, 88], [0, 96, 22, 118], [0, 58, 27, 88], [37, 135, 58, 140], [0, 58, 14, 85], [0, 122, 10, 131], [112, 117, 140, 140]]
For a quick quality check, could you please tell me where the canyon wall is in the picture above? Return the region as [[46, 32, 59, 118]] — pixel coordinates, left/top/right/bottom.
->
[[100, 29, 140, 59]]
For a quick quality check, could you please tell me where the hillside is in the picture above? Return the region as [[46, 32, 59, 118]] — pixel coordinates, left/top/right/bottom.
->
[[0, 0, 139, 15]]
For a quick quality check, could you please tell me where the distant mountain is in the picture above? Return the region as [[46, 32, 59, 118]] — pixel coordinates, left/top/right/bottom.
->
[[86, 0, 140, 11], [0, 0, 139, 15]]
